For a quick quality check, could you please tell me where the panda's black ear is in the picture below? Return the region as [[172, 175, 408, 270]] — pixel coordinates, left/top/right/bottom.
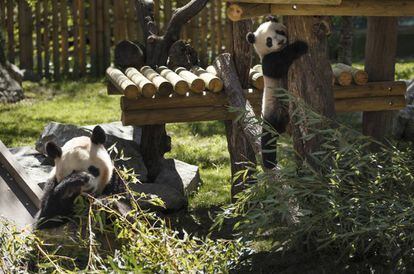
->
[[91, 125, 106, 145], [46, 142, 62, 159], [246, 32, 255, 44], [266, 15, 278, 23]]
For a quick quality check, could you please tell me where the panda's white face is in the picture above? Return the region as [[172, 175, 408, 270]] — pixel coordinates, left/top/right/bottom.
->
[[247, 21, 287, 59], [46, 126, 113, 194]]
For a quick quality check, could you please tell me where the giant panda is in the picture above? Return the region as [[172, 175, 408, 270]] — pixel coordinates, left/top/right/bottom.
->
[[35, 125, 125, 229], [246, 16, 308, 169]]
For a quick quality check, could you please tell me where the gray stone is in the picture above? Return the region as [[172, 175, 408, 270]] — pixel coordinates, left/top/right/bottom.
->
[[35, 122, 148, 182], [0, 63, 24, 104], [394, 105, 414, 141]]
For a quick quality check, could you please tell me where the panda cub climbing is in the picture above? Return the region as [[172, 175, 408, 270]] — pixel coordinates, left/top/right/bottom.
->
[[35, 126, 124, 229], [246, 16, 308, 169]]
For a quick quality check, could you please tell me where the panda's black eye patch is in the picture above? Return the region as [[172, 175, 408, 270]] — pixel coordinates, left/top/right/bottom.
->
[[266, 37, 273, 48], [88, 165, 100, 177], [276, 30, 286, 36]]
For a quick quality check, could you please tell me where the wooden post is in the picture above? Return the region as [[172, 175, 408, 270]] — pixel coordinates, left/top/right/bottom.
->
[[286, 16, 336, 166], [96, 0, 104, 75], [89, 0, 97, 77], [362, 17, 398, 141], [225, 19, 256, 198], [78, 0, 86, 76], [103, 0, 111, 71], [6, 0, 14, 63], [72, 0, 79, 77]]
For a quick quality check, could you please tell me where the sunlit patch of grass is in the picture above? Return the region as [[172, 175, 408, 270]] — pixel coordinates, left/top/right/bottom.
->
[[353, 59, 414, 80]]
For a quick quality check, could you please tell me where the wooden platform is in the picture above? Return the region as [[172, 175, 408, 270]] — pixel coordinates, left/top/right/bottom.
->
[[227, 0, 414, 21], [0, 141, 41, 228], [108, 80, 407, 126]]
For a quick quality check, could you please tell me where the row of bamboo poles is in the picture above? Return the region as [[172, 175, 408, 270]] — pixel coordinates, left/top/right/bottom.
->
[[0, 0, 229, 80]]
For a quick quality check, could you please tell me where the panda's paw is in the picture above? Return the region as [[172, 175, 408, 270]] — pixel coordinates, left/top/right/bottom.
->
[[292, 41, 308, 55]]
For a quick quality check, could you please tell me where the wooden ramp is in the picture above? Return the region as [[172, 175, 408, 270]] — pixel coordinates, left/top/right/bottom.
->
[[0, 141, 42, 229]]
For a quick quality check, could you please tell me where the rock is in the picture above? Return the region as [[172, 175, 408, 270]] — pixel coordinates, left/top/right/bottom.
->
[[9, 146, 51, 188], [114, 40, 145, 70], [35, 121, 148, 182], [0, 63, 24, 104], [394, 105, 414, 141]]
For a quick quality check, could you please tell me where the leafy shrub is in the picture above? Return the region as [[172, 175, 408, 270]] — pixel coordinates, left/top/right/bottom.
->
[[217, 90, 414, 271], [0, 173, 241, 273]]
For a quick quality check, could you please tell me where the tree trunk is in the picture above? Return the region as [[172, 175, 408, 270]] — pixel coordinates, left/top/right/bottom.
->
[[286, 16, 336, 166], [134, 0, 208, 180], [362, 17, 398, 142], [225, 20, 256, 198], [338, 16, 353, 65]]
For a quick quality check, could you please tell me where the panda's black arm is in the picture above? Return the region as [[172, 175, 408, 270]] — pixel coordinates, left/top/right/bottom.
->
[[35, 173, 90, 229], [261, 41, 308, 79]]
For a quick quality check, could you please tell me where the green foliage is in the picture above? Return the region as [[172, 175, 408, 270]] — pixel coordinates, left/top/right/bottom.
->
[[217, 89, 414, 270], [0, 169, 241, 273]]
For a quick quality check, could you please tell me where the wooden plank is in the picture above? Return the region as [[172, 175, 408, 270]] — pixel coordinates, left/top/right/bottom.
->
[[210, 1, 216, 59], [233, 0, 342, 4], [0, 0, 5, 29], [6, 0, 15, 63], [216, 0, 222, 54], [127, 0, 139, 40], [17, 0, 34, 70], [43, 0, 50, 79], [335, 96, 406, 112], [35, 0, 43, 78], [122, 106, 237, 126], [52, 0, 60, 80], [103, 0, 111, 71], [0, 175, 36, 229], [60, 0, 69, 75], [113, 0, 127, 43], [78, 0, 86, 76], [0, 141, 42, 209], [334, 81, 406, 99], [122, 94, 406, 126], [89, 0, 97, 77], [228, 0, 414, 21], [96, 0, 104, 75], [72, 0, 79, 77]]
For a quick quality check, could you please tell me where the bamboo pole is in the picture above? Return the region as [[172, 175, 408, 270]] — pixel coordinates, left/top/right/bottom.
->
[[175, 67, 205, 93], [60, 0, 69, 76], [106, 67, 140, 99], [125, 67, 157, 98], [332, 63, 368, 85], [157, 66, 189, 95], [140, 66, 173, 97], [191, 66, 223, 92], [52, 0, 60, 80]]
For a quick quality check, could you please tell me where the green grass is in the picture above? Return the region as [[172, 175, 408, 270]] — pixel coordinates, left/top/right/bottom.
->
[[0, 81, 231, 209]]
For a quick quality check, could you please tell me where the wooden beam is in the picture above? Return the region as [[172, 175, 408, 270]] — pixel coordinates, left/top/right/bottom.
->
[[334, 81, 406, 99], [228, 0, 414, 21], [336, 96, 406, 112], [233, 0, 342, 4], [121, 95, 406, 125], [0, 141, 42, 208]]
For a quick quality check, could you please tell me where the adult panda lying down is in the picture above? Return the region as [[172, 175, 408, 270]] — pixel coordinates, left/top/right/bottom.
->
[[34, 125, 186, 229]]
